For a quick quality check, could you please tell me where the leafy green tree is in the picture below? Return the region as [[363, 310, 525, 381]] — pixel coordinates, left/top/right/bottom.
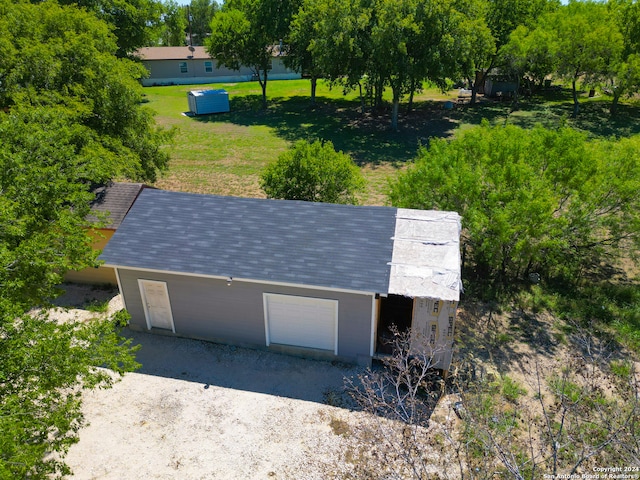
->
[[0, 0, 170, 182], [260, 140, 365, 204], [369, 0, 472, 130], [501, 24, 557, 93], [58, 0, 164, 57], [610, 53, 640, 115], [452, 0, 495, 104], [188, 0, 218, 46], [207, 9, 261, 97], [372, 0, 493, 128], [0, 105, 143, 480], [0, 2, 169, 475], [207, 0, 299, 109], [307, 0, 372, 109], [609, 0, 640, 115], [613, 0, 640, 58], [305, 0, 488, 129], [467, 0, 552, 104], [486, 0, 551, 51], [0, 310, 139, 479], [159, 0, 187, 46], [284, 0, 324, 104], [538, 2, 623, 117], [389, 122, 640, 287]]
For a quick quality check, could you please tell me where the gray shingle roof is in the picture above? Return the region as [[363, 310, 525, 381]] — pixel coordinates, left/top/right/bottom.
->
[[100, 190, 398, 293], [88, 182, 146, 229]]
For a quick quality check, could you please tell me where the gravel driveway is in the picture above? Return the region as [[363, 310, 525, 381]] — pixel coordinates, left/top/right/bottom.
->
[[65, 328, 365, 479]]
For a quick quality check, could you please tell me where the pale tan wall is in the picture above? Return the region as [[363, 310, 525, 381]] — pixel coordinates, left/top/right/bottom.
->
[[144, 58, 255, 81], [411, 298, 458, 371], [64, 229, 117, 285]]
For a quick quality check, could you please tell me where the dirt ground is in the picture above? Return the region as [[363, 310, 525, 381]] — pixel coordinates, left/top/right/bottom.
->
[[53, 283, 639, 479], [54, 285, 366, 480], [65, 333, 365, 479]]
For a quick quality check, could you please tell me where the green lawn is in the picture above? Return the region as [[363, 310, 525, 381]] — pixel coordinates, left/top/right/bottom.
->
[[145, 79, 463, 204], [144, 79, 640, 205]]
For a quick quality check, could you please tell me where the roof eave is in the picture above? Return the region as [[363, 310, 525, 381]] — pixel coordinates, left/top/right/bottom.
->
[[104, 264, 379, 297]]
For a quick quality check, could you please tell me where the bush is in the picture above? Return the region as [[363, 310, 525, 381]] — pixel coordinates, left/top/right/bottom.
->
[[260, 140, 365, 204], [389, 122, 640, 288]]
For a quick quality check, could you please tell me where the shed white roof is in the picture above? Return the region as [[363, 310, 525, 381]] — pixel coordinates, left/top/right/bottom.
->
[[388, 209, 462, 301], [188, 89, 228, 97]]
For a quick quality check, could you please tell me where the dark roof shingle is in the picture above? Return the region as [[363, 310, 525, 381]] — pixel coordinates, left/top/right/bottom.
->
[[89, 182, 146, 229], [100, 190, 397, 293]]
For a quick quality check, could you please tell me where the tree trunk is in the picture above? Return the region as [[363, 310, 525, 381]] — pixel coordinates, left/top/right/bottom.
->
[[376, 76, 384, 108], [470, 66, 490, 105], [468, 76, 478, 104], [610, 90, 621, 116], [510, 77, 521, 112], [407, 78, 416, 113], [572, 78, 579, 117], [358, 82, 365, 114], [391, 89, 400, 131], [259, 68, 268, 109], [310, 76, 317, 105]]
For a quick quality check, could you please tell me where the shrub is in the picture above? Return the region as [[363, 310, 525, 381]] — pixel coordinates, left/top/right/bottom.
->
[[260, 140, 365, 204]]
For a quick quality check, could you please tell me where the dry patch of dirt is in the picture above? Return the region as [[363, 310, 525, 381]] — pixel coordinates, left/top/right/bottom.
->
[[154, 172, 264, 198], [52, 285, 364, 479]]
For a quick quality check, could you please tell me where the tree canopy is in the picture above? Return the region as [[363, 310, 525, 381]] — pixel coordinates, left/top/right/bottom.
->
[[464, 0, 552, 103], [188, 0, 218, 46], [56, 0, 163, 56], [207, 0, 300, 108], [158, 0, 187, 46], [389, 122, 640, 288], [536, 2, 622, 116], [0, 0, 170, 182], [0, 1, 169, 475], [284, 0, 325, 103], [291, 0, 490, 128]]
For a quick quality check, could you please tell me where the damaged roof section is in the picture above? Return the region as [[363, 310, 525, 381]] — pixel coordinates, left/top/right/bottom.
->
[[388, 209, 462, 301], [88, 182, 147, 229]]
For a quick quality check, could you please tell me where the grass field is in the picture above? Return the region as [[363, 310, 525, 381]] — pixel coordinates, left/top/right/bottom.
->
[[144, 79, 640, 205]]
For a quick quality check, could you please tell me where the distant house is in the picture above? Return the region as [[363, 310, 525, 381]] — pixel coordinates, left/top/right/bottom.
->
[[135, 46, 301, 87], [100, 189, 462, 369], [65, 182, 147, 285]]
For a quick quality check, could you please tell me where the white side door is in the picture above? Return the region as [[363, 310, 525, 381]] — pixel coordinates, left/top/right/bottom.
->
[[138, 279, 176, 332]]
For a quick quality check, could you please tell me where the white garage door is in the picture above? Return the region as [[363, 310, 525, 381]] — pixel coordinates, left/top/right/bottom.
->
[[264, 294, 338, 353]]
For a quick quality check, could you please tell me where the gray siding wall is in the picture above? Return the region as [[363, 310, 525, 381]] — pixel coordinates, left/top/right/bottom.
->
[[142, 58, 300, 86], [117, 269, 373, 362]]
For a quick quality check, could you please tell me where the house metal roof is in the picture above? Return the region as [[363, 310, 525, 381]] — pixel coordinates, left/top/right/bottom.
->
[[135, 46, 287, 61], [100, 189, 461, 298], [136, 46, 211, 61], [88, 182, 146, 229]]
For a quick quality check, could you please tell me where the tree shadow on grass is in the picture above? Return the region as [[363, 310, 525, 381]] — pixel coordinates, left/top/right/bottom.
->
[[192, 94, 460, 166], [560, 101, 640, 138], [190, 89, 640, 167], [452, 85, 640, 138]]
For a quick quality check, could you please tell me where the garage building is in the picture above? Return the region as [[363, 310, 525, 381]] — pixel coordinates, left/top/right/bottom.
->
[[101, 189, 461, 368]]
